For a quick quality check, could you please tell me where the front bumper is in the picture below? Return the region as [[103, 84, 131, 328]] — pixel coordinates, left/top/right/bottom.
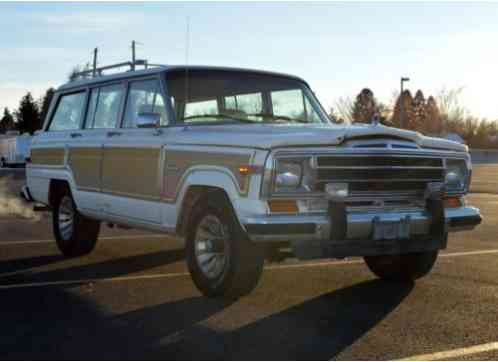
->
[[243, 206, 481, 258]]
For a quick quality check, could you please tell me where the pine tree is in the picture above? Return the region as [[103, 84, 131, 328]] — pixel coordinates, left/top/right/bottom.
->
[[0, 107, 15, 134], [412, 90, 427, 132], [351, 88, 376, 123], [15, 92, 41, 135], [391, 90, 414, 129], [39, 87, 56, 124]]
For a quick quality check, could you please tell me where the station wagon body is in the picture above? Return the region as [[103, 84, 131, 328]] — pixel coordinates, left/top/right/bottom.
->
[[23, 64, 482, 297]]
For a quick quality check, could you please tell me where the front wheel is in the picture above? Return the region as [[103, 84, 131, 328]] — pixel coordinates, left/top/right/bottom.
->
[[364, 250, 439, 282], [53, 186, 100, 257], [186, 193, 264, 299]]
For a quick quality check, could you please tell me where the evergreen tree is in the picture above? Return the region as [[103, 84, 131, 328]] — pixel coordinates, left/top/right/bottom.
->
[[412, 90, 427, 132], [15, 92, 41, 135], [0, 107, 15, 134], [39, 87, 56, 124], [391, 90, 414, 129], [352, 88, 377, 123]]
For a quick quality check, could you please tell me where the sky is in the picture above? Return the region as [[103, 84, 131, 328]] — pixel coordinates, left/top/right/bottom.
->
[[1, 2, 498, 120]]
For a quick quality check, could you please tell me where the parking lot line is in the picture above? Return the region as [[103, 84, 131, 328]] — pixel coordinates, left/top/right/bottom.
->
[[0, 272, 190, 290], [1, 234, 166, 245], [398, 341, 498, 360], [440, 249, 498, 258], [1, 248, 498, 290]]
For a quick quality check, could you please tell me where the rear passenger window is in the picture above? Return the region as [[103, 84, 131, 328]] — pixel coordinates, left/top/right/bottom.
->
[[123, 79, 168, 128], [49, 92, 86, 131], [85, 84, 124, 129]]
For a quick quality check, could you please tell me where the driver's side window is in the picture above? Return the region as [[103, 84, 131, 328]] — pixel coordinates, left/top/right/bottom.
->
[[123, 79, 168, 128]]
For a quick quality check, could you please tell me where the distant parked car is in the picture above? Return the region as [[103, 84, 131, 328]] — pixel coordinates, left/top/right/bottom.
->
[[0, 133, 32, 168]]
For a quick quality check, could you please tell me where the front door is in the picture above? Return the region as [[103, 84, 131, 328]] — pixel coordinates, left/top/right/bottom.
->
[[101, 78, 169, 225]]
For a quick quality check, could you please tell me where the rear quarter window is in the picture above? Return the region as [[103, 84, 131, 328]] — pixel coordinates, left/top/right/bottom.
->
[[49, 92, 86, 131]]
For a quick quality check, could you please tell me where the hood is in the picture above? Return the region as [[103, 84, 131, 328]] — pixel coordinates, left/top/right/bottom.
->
[[169, 123, 467, 152]]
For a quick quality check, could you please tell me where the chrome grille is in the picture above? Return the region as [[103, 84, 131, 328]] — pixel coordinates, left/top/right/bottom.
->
[[315, 154, 445, 198]]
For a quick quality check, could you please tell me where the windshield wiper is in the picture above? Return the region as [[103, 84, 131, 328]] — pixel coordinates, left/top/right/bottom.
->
[[248, 113, 308, 124], [181, 113, 258, 123]]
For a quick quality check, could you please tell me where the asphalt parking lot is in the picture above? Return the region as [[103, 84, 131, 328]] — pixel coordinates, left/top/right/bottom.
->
[[1, 166, 497, 360]]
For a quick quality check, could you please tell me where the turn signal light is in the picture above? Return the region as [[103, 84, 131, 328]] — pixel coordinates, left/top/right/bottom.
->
[[268, 199, 299, 213], [238, 165, 260, 175], [444, 196, 463, 208]]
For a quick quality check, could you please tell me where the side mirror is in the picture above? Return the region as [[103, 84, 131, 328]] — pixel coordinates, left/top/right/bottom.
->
[[136, 112, 160, 128]]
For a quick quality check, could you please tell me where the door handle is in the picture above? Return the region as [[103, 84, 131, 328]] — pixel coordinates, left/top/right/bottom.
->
[[107, 131, 122, 138], [70, 132, 82, 138]]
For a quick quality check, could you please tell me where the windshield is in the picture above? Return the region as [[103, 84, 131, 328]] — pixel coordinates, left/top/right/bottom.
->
[[166, 69, 331, 125]]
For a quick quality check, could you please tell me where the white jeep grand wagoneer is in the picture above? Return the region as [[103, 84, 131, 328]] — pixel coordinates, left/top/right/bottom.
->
[[22, 62, 482, 298]]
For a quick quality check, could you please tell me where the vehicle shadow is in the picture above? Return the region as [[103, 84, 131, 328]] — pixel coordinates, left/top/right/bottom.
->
[[0, 254, 65, 275], [156, 278, 414, 360], [0, 287, 233, 360], [0, 248, 185, 284], [0, 251, 413, 360]]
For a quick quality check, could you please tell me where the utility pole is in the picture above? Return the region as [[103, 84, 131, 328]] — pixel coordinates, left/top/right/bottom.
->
[[400, 77, 410, 129], [92, 47, 98, 77]]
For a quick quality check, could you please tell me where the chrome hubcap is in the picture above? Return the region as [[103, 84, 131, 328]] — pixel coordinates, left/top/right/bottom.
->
[[58, 196, 74, 241], [194, 214, 230, 280]]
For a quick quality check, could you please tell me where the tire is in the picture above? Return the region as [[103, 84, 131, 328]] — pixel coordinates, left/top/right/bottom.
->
[[364, 250, 439, 282], [52, 185, 100, 257], [0, 158, 5, 168], [186, 193, 265, 299]]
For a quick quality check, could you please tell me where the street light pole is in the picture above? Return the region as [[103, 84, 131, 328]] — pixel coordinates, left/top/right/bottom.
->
[[400, 77, 410, 128]]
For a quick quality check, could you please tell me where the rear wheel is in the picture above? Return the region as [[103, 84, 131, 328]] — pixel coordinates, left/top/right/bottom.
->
[[186, 193, 264, 299], [53, 186, 100, 257], [364, 250, 439, 282], [0, 158, 6, 168]]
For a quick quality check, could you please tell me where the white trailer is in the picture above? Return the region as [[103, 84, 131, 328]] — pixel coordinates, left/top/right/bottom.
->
[[0, 133, 32, 168]]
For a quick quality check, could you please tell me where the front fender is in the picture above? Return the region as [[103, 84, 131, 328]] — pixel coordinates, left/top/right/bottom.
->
[[173, 167, 268, 232]]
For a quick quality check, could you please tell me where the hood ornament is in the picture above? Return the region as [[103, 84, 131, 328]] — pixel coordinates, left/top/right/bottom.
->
[[370, 113, 381, 126]]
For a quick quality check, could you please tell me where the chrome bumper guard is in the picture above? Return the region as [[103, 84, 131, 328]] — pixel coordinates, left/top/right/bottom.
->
[[244, 206, 481, 243], [243, 205, 481, 259], [245, 180, 481, 258]]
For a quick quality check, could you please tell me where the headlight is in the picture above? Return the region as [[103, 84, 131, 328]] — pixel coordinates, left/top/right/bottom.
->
[[274, 158, 313, 193], [445, 159, 469, 192]]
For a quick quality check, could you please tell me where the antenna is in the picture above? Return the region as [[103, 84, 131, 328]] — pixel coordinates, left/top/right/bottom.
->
[[92, 47, 98, 77], [184, 16, 190, 108]]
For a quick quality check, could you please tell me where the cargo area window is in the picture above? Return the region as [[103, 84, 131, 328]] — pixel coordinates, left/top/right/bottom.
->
[[123, 79, 168, 128], [184, 99, 218, 119], [48, 92, 86, 131], [85, 84, 124, 129]]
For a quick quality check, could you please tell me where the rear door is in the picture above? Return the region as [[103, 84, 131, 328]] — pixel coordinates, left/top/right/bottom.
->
[[100, 77, 169, 224], [67, 86, 110, 212]]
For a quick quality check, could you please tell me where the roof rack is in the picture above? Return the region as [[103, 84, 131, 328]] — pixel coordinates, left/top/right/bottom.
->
[[72, 59, 165, 80], [71, 42, 166, 81]]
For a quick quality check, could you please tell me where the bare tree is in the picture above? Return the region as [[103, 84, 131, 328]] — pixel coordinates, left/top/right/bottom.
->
[[436, 87, 468, 131], [68, 62, 92, 82], [333, 96, 354, 124]]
